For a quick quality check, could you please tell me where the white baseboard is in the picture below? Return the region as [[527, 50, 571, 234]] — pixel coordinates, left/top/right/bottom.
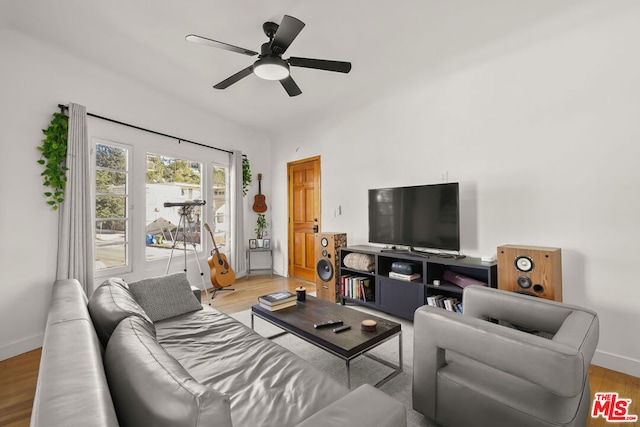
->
[[593, 349, 640, 378], [0, 333, 43, 362]]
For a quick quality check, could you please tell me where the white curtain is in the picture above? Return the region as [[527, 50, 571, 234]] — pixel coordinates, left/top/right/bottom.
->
[[230, 151, 246, 275], [56, 103, 95, 294]]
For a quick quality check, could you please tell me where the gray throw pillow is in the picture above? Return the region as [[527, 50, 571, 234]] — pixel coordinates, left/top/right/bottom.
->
[[128, 272, 202, 322]]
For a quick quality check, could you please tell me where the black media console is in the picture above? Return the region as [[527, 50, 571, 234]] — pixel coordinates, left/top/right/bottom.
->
[[339, 245, 497, 320]]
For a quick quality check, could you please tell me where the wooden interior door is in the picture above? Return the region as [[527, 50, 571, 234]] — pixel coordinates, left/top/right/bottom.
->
[[288, 156, 321, 282]]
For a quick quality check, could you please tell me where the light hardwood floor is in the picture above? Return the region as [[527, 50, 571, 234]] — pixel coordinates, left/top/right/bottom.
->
[[0, 275, 637, 427]]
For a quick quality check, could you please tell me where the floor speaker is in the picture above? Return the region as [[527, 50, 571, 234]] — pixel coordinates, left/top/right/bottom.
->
[[497, 245, 562, 301], [315, 232, 347, 302]]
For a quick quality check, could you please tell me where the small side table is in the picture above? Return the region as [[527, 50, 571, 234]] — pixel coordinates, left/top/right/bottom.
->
[[246, 247, 274, 279]]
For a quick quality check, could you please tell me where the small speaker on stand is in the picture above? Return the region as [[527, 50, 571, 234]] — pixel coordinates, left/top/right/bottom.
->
[[497, 244, 562, 301], [315, 232, 347, 302]]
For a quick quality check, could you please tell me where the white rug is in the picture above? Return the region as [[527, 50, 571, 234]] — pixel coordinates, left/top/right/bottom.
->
[[229, 304, 434, 427]]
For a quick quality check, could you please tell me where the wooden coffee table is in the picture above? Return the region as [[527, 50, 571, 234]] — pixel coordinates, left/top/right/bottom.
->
[[251, 295, 402, 389]]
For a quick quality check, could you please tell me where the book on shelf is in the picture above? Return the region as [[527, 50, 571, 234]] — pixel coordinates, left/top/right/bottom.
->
[[426, 295, 445, 308], [258, 291, 296, 306], [428, 295, 463, 313], [340, 275, 374, 301], [388, 271, 422, 281], [259, 300, 297, 311]]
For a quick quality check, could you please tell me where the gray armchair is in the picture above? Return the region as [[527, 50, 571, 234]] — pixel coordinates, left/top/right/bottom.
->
[[413, 285, 599, 427]]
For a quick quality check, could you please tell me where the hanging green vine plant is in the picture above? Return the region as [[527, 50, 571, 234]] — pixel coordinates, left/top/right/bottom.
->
[[242, 155, 252, 196], [37, 112, 69, 210]]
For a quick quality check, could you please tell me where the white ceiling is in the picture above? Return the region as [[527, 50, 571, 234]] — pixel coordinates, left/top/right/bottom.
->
[[3, 0, 583, 137]]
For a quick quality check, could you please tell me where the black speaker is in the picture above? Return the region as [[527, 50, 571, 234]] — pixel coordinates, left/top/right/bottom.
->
[[316, 258, 334, 281], [391, 261, 414, 275], [315, 232, 347, 302]]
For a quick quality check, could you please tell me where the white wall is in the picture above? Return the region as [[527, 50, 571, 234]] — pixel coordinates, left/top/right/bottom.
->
[[0, 28, 270, 360], [270, 2, 640, 376]]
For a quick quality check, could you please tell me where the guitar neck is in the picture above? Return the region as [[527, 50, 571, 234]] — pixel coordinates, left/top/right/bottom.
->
[[204, 224, 219, 253]]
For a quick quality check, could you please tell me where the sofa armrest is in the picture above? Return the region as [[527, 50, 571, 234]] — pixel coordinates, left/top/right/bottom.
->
[[414, 305, 590, 397], [295, 384, 406, 427], [31, 279, 119, 427]]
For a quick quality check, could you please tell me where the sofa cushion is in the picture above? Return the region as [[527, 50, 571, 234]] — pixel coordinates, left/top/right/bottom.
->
[[155, 306, 351, 427], [104, 316, 232, 427], [88, 277, 154, 347], [128, 272, 202, 322]]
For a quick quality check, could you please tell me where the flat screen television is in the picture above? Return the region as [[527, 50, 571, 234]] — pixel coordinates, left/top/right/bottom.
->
[[368, 182, 460, 251]]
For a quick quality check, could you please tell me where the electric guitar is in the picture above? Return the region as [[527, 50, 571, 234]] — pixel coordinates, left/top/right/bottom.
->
[[252, 173, 267, 213], [203, 223, 236, 288]]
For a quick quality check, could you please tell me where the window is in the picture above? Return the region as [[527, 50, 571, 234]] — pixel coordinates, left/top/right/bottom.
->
[[145, 153, 203, 261], [209, 164, 229, 252], [91, 125, 232, 280], [95, 142, 129, 272]]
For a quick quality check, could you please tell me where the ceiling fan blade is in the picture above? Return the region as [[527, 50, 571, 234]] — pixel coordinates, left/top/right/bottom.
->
[[270, 15, 305, 54], [288, 57, 352, 73], [186, 34, 258, 56], [280, 76, 302, 97], [213, 66, 254, 89]]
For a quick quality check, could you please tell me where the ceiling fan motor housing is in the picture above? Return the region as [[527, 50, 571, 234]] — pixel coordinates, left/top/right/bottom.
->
[[260, 42, 276, 56]]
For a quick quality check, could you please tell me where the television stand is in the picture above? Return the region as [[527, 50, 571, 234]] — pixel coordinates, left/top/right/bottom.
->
[[339, 245, 496, 320]]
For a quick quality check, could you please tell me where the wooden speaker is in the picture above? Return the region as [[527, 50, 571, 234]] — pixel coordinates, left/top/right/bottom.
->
[[315, 232, 347, 302], [497, 245, 562, 301]]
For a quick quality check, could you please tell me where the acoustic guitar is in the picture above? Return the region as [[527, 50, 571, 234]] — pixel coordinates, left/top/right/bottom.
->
[[253, 173, 267, 213], [203, 223, 236, 288]]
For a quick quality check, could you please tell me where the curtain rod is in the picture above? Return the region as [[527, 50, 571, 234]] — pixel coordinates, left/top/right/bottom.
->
[[58, 104, 234, 155]]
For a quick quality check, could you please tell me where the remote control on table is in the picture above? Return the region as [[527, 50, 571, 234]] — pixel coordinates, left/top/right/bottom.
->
[[332, 325, 351, 333], [314, 320, 343, 329]]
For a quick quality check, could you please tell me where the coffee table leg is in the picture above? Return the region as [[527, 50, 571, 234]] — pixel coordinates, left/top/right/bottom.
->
[[346, 359, 351, 389], [399, 331, 403, 372], [251, 312, 255, 330]]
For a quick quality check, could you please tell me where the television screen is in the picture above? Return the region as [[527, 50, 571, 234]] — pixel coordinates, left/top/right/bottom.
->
[[368, 182, 460, 251]]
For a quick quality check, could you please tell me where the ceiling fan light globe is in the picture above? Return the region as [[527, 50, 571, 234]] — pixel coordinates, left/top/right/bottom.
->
[[253, 57, 290, 80]]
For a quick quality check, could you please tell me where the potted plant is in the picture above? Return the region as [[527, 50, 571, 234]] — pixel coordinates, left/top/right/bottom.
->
[[255, 213, 268, 247], [242, 155, 252, 196]]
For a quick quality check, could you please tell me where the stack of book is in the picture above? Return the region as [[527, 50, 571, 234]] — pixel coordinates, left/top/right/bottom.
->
[[426, 295, 462, 313], [340, 275, 374, 301], [389, 271, 422, 281], [258, 291, 297, 311]]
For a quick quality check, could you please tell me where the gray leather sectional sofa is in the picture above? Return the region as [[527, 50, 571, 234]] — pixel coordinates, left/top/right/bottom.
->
[[30, 275, 406, 427]]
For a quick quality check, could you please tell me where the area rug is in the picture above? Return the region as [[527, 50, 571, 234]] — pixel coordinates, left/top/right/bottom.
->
[[229, 304, 435, 427]]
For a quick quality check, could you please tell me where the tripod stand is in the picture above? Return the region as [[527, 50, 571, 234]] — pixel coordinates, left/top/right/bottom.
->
[[164, 202, 210, 301]]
